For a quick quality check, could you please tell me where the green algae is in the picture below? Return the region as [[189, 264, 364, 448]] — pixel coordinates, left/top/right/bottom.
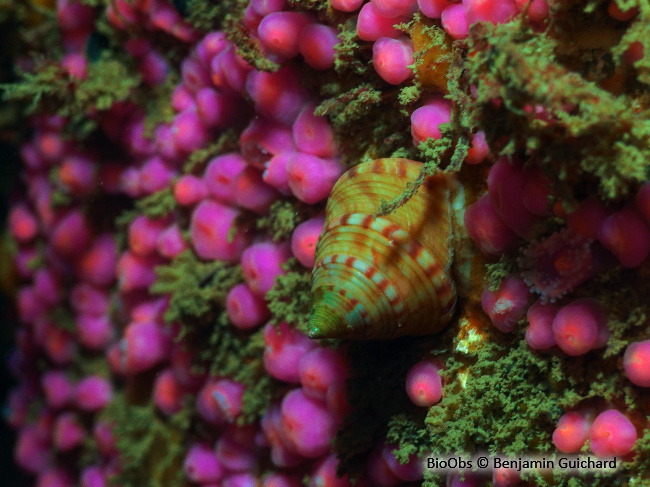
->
[[103, 393, 192, 487], [143, 74, 179, 137], [255, 200, 315, 242], [334, 19, 371, 77], [485, 255, 518, 291], [135, 187, 178, 220], [183, 131, 240, 173], [151, 249, 243, 327], [266, 258, 312, 334]]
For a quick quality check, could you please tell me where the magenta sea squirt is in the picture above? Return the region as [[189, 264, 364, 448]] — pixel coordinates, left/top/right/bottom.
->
[[1, 0, 650, 487]]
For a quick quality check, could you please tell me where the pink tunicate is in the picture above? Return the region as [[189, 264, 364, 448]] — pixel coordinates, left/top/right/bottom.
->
[[211, 379, 245, 423], [196, 87, 237, 128], [51, 210, 92, 257], [293, 104, 337, 158], [522, 167, 552, 216], [258, 12, 313, 58], [157, 224, 188, 259], [465, 130, 489, 164], [598, 205, 650, 268], [367, 445, 402, 487], [53, 412, 86, 451], [233, 166, 280, 214], [481, 276, 530, 333], [139, 51, 169, 85], [624, 340, 650, 387], [286, 153, 344, 204], [181, 56, 212, 93], [93, 421, 116, 458], [552, 298, 605, 356], [298, 347, 347, 401], [33, 269, 62, 307], [190, 200, 251, 263], [241, 117, 295, 169], [196, 379, 228, 425], [36, 467, 75, 487], [120, 321, 171, 374], [196, 32, 228, 67], [246, 67, 311, 125], [154, 124, 182, 162], [552, 411, 591, 453], [9, 204, 39, 243], [487, 157, 539, 240], [174, 175, 208, 206], [203, 152, 248, 203], [382, 444, 423, 482], [42, 371, 74, 409], [184, 442, 226, 484], [171, 345, 205, 390], [125, 37, 152, 58], [298, 24, 339, 71], [59, 154, 96, 196], [263, 322, 316, 383], [210, 46, 253, 94], [171, 109, 208, 153], [74, 376, 113, 411], [281, 388, 337, 458], [291, 217, 325, 268], [418, 0, 456, 19], [216, 425, 259, 471], [311, 453, 353, 487], [357, 3, 409, 40], [589, 409, 637, 457], [35, 129, 67, 164], [492, 467, 521, 487], [153, 369, 186, 415], [80, 466, 107, 487], [120, 167, 142, 198], [525, 300, 557, 350], [128, 215, 168, 257], [77, 234, 117, 287], [263, 152, 293, 194], [222, 473, 260, 487], [241, 241, 292, 297], [441, 4, 469, 39], [261, 404, 303, 467], [251, 0, 287, 15], [515, 0, 548, 21], [263, 473, 302, 487], [76, 314, 114, 350], [371, 0, 418, 18], [17, 287, 48, 324], [373, 36, 414, 85], [331, 0, 364, 11], [226, 283, 271, 330], [124, 117, 156, 157], [70, 283, 110, 317], [463, 0, 518, 25], [62, 52, 88, 79], [405, 359, 443, 407], [14, 425, 51, 474], [43, 325, 77, 365], [139, 156, 175, 194], [411, 97, 452, 146]]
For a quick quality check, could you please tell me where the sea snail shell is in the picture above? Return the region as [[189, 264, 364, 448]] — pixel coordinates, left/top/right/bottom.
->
[[308, 158, 458, 340]]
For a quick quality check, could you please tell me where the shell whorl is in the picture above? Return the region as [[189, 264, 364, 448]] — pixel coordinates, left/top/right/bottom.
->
[[309, 158, 457, 340]]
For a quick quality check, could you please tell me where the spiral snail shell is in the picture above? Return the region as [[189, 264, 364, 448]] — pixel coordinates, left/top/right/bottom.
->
[[308, 158, 458, 340]]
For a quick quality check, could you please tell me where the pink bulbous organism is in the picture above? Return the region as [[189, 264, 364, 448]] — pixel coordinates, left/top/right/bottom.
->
[[14, 424, 51, 474], [419, 0, 456, 19], [481, 276, 530, 333], [53, 412, 86, 451], [153, 368, 186, 415], [357, 3, 410, 41], [241, 241, 292, 297], [77, 234, 117, 287], [411, 96, 452, 146], [465, 130, 489, 165], [331, 0, 364, 12], [69, 283, 110, 317], [487, 157, 539, 240], [226, 283, 270, 330], [311, 453, 353, 487], [172, 84, 195, 112], [58, 153, 96, 196], [405, 359, 443, 407], [382, 443, 423, 482], [515, 0, 548, 21], [76, 314, 114, 351], [263, 472, 303, 487], [264, 153, 293, 195], [120, 321, 171, 374], [157, 223, 189, 259], [139, 156, 176, 195], [372, 0, 418, 17], [292, 103, 337, 158], [203, 152, 248, 204], [263, 321, 316, 383], [298, 346, 348, 401], [183, 442, 226, 484], [41, 371, 74, 409], [258, 11, 313, 58], [624, 340, 650, 387], [367, 444, 402, 487], [211, 378, 245, 423], [261, 404, 303, 467], [298, 24, 339, 71], [291, 217, 325, 268], [190, 200, 251, 263], [589, 409, 637, 457], [286, 153, 345, 204], [74, 375, 113, 411], [441, 4, 469, 39], [373, 36, 415, 85], [196, 31, 228, 66], [210, 45, 253, 94], [464, 194, 519, 256], [216, 424, 260, 471], [80, 465, 107, 487], [522, 167, 552, 216], [246, 67, 311, 125], [171, 109, 208, 154], [174, 175, 208, 206], [280, 388, 337, 458], [233, 166, 280, 214], [51, 209, 92, 257], [240, 117, 295, 169], [492, 467, 521, 487], [525, 300, 557, 350], [196, 379, 228, 425], [598, 205, 650, 268], [552, 410, 591, 453], [33, 268, 62, 307], [551, 298, 606, 356], [463, 0, 518, 25], [116, 251, 160, 292], [128, 215, 168, 257], [36, 467, 75, 487]]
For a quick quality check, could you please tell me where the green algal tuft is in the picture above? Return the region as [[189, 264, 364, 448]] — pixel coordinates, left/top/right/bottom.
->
[[266, 258, 312, 334], [255, 200, 311, 242], [143, 74, 179, 137], [334, 19, 371, 76], [485, 255, 518, 291], [102, 393, 192, 487], [135, 187, 177, 220], [183, 131, 240, 173], [151, 249, 243, 327], [48, 306, 76, 332]]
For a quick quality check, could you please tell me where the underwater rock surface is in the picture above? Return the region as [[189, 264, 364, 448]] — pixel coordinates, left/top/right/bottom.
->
[[1, 0, 650, 486]]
